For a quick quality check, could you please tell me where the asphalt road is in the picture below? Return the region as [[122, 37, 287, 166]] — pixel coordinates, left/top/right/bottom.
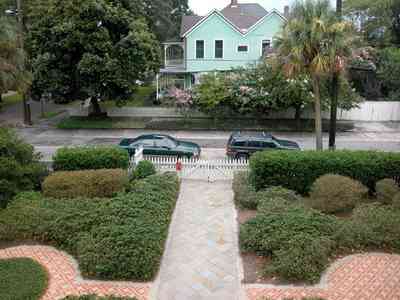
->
[[16, 127, 400, 161]]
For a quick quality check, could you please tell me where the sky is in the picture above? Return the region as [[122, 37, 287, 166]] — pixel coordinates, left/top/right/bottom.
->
[[188, 0, 335, 16]]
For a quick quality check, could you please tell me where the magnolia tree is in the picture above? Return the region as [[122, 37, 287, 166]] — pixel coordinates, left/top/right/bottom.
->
[[168, 87, 193, 119]]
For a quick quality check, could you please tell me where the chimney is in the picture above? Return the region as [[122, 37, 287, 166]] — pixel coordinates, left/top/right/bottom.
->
[[231, 0, 238, 7], [284, 5, 289, 18]]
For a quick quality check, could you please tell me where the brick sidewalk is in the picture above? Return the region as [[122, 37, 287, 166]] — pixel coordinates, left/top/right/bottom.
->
[[246, 253, 400, 300], [0, 245, 150, 300]]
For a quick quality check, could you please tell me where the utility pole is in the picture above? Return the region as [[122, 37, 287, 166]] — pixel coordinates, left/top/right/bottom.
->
[[328, 0, 342, 150], [16, 0, 32, 125]]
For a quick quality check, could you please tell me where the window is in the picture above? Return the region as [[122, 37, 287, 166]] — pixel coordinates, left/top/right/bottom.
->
[[262, 39, 271, 56], [233, 141, 246, 147], [262, 141, 277, 149], [196, 40, 204, 59], [248, 141, 261, 148], [215, 40, 223, 58], [238, 45, 248, 52]]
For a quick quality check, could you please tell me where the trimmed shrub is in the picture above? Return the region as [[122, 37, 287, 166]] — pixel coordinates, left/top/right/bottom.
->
[[257, 197, 300, 215], [0, 173, 180, 281], [256, 186, 302, 214], [308, 175, 368, 213], [233, 171, 259, 209], [265, 234, 333, 283], [53, 146, 129, 171], [132, 160, 156, 179], [249, 150, 400, 194], [43, 169, 128, 199], [393, 193, 400, 209], [376, 179, 399, 204], [0, 128, 47, 208]]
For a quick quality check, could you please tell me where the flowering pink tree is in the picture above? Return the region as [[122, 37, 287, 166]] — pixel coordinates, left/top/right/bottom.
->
[[168, 87, 193, 119]]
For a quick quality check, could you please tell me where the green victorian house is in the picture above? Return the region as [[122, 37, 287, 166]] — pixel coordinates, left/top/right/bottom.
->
[[156, 0, 288, 99]]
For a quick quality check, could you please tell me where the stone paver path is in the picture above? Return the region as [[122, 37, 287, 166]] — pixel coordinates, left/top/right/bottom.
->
[[0, 245, 150, 300], [152, 180, 244, 300], [246, 253, 400, 300]]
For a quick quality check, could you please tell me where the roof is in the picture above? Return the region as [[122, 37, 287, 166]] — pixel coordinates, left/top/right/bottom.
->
[[220, 3, 268, 32], [180, 2, 271, 36]]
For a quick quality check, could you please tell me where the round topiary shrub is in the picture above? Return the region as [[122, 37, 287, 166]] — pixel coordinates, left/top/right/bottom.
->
[[308, 174, 368, 213], [256, 186, 302, 213], [375, 179, 399, 204], [132, 161, 156, 179], [257, 197, 294, 215]]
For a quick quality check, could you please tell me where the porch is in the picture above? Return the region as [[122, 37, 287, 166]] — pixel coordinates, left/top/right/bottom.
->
[[162, 42, 185, 70], [156, 73, 194, 100]]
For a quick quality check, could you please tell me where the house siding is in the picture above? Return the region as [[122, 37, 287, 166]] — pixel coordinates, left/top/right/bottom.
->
[[185, 12, 285, 73]]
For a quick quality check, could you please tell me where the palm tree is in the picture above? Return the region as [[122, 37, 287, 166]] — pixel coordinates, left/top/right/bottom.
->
[[0, 16, 30, 104], [275, 0, 351, 150]]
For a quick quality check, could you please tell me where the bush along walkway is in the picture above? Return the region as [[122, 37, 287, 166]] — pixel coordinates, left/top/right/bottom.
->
[[151, 180, 244, 300], [246, 253, 400, 300], [0, 245, 150, 300]]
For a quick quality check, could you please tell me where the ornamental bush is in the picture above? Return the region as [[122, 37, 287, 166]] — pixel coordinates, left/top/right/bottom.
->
[[0, 173, 180, 281], [232, 172, 259, 209], [249, 150, 400, 194], [43, 169, 128, 199], [375, 179, 399, 204], [0, 128, 47, 208], [53, 146, 129, 171], [132, 160, 156, 179], [393, 193, 400, 209], [308, 175, 368, 213]]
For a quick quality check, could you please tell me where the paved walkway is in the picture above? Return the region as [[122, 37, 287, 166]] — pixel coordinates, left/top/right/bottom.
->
[[246, 253, 400, 300], [0, 245, 150, 300], [152, 180, 244, 300]]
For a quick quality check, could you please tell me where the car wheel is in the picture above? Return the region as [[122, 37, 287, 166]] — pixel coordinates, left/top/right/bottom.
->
[[236, 153, 249, 160]]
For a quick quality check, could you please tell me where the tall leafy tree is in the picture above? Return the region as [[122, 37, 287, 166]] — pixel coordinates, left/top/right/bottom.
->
[[26, 0, 161, 115], [275, 0, 352, 150]]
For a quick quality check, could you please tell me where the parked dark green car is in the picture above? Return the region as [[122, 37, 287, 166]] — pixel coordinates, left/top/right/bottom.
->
[[119, 134, 201, 158]]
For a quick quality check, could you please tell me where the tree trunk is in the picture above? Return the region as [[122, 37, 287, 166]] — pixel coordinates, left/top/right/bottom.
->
[[312, 76, 323, 151], [0, 93, 3, 103], [89, 97, 104, 117], [329, 73, 339, 150], [294, 106, 302, 130]]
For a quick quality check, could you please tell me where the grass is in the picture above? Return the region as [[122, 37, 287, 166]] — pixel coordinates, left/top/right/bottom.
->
[[57, 117, 148, 129], [0, 258, 48, 300], [102, 86, 155, 108], [0, 93, 22, 110], [39, 111, 63, 119]]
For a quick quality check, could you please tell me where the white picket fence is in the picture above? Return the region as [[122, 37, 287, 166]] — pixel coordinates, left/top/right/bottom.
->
[[131, 152, 249, 181]]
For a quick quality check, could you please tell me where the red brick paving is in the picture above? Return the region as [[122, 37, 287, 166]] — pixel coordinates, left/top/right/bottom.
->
[[245, 253, 400, 300], [0, 245, 150, 300]]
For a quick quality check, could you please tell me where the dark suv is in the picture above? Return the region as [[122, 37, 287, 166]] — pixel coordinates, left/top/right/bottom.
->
[[226, 132, 300, 159]]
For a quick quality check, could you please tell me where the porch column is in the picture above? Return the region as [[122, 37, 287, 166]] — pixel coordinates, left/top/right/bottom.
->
[[156, 74, 160, 100]]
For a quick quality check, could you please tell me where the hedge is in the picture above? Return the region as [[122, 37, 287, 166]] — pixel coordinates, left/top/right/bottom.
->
[[249, 150, 400, 194], [0, 128, 48, 208], [53, 146, 129, 171], [0, 173, 180, 281], [43, 169, 129, 199]]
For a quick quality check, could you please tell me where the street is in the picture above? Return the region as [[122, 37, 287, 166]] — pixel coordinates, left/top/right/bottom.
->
[[16, 126, 400, 161]]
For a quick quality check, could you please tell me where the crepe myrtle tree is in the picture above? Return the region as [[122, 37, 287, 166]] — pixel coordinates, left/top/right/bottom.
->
[[27, 0, 161, 116]]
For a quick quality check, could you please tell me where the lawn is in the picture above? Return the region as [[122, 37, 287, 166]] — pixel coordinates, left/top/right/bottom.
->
[[102, 86, 156, 108], [0, 258, 48, 300], [0, 93, 22, 110]]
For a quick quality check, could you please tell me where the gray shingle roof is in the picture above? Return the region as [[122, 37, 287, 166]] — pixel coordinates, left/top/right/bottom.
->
[[180, 3, 269, 36]]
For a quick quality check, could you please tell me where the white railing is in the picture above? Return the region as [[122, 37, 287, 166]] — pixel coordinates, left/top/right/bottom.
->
[[140, 155, 249, 181]]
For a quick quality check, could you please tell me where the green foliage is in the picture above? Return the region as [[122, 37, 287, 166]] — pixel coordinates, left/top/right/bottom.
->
[[0, 127, 47, 208], [240, 206, 338, 282], [309, 174, 368, 213], [265, 234, 333, 282], [132, 160, 156, 179], [63, 296, 137, 300], [393, 193, 400, 208], [249, 150, 400, 195], [336, 203, 400, 251], [375, 178, 399, 204], [256, 186, 302, 214], [43, 169, 129, 199], [53, 146, 129, 171], [0, 173, 180, 281], [232, 172, 259, 209], [27, 0, 160, 105], [377, 47, 400, 99], [0, 258, 48, 300]]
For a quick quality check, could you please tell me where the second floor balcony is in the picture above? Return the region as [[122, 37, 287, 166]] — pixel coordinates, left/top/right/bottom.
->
[[163, 42, 185, 72]]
